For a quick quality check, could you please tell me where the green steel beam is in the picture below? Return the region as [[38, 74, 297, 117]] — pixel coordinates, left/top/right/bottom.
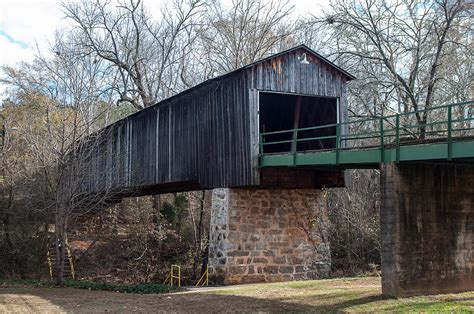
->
[[259, 100, 474, 168], [259, 140, 474, 167]]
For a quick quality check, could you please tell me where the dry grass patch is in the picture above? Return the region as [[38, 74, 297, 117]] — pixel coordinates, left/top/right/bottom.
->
[[1, 277, 472, 313]]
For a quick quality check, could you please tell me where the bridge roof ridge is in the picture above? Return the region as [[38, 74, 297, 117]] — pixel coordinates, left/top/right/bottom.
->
[[97, 44, 355, 131]]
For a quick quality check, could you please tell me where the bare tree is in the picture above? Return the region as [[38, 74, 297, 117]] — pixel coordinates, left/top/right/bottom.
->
[[1, 31, 125, 284], [326, 169, 380, 275], [0, 103, 49, 279], [309, 0, 473, 137], [188, 190, 209, 280], [195, 0, 296, 75], [62, 0, 207, 225], [63, 0, 205, 110]]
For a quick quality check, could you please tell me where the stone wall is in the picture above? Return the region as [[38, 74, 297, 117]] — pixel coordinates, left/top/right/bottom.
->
[[380, 162, 474, 297], [208, 188, 331, 284]]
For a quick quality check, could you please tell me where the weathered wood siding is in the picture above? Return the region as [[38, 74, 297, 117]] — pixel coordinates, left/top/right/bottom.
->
[[80, 46, 352, 196], [83, 74, 251, 196], [245, 47, 350, 181], [246, 47, 348, 120]]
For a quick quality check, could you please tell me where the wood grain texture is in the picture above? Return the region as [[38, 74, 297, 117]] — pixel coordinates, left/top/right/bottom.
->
[[79, 47, 351, 197]]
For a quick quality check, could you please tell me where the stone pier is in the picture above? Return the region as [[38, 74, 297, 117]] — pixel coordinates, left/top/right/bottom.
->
[[380, 162, 474, 297], [208, 188, 331, 284]]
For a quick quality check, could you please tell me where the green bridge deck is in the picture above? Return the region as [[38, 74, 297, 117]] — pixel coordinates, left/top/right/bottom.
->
[[259, 100, 474, 168]]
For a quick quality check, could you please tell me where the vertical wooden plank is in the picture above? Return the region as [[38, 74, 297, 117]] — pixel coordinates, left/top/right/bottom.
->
[[168, 104, 172, 182], [290, 52, 296, 93], [297, 50, 302, 93], [155, 107, 160, 184], [248, 88, 260, 185]]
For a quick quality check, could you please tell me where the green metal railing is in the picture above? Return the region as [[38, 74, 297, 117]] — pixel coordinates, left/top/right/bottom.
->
[[259, 100, 474, 167]]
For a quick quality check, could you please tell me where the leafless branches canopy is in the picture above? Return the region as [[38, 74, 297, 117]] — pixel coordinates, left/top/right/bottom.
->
[[1, 30, 128, 284], [63, 0, 205, 109], [309, 0, 473, 129], [199, 0, 295, 72]]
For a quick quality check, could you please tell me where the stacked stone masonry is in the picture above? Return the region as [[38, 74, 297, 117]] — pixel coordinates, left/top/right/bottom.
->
[[209, 188, 331, 284]]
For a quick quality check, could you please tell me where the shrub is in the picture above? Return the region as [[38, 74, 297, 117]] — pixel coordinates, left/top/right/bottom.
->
[[0, 279, 55, 288], [0, 279, 177, 294], [63, 280, 177, 293]]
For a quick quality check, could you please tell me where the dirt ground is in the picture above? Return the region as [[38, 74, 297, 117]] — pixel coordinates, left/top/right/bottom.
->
[[1, 277, 473, 313]]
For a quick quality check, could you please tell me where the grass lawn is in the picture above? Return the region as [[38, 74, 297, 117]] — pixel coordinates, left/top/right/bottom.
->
[[1, 277, 473, 313]]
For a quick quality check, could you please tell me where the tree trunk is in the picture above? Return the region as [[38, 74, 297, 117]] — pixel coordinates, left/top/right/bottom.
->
[[192, 190, 206, 280], [54, 212, 66, 286], [152, 195, 161, 229], [2, 186, 26, 278]]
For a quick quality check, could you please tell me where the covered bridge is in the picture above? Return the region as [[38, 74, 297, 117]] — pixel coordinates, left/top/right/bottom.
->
[[74, 44, 474, 298], [81, 44, 355, 197]]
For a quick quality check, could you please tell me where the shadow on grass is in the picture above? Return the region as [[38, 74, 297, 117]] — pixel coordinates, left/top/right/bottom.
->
[[282, 291, 390, 312], [0, 286, 386, 313], [1, 285, 470, 313], [381, 301, 473, 312]]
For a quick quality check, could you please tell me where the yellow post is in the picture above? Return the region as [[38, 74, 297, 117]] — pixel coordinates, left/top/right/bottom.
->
[[169, 265, 180, 287], [170, 265, 173, 287], [65, 236, 75, 280], [194, 264, 209, 287], [46, 249, 53, 280], [162, 272, 170, 285]]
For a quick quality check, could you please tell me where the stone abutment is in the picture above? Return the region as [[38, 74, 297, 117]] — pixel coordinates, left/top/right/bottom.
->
[[208, 188, 331, 284]]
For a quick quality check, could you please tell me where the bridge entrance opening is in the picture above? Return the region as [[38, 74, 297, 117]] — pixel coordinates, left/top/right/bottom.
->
[[259, 92, 338, 154]]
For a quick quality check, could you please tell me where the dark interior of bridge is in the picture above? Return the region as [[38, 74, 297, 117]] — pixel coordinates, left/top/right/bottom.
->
[[259, 92, 338, 154]]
